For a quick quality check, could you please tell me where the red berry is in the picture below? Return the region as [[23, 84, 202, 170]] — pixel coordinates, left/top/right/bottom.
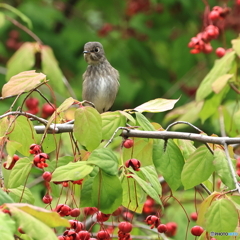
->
[[157, 224, 167, 233], [125, 158, 141, 171], [42, 194, 52, 204], [41, 103, 56, 118], [209, 10, 220, 20], [70, 208, 80, 217], [84, 207, 98, 215], [68, 220, 84, 232], [13, 154, 20, 161], [123, 139, 134, 148], [191, 225, 204, 236], [25, 97, 39, 110], [237, 0, 240, 5], [58, 236, 64, 240], [29, 144, 41, 154], [166, 222, 178, 237], [190, 212, 198, 221], [118, 221, 133, 233], [112, 207, 122, 216], [78, 231, 90, 240], [62, 181, 69, 187], [96, 212, 111, 222], [42, 172, 52, 182], [145, 215, 160, 228], [216, 47, 226, 57], [18, 227, 25, 234], [97, 230, 110, 239]]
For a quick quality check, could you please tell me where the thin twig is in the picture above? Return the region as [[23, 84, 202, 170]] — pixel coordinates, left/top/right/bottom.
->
[[229, 83, 240, 94], [165, 121, 203, 132], [200, 183, 211, 195], [5, 16, 43, 44]]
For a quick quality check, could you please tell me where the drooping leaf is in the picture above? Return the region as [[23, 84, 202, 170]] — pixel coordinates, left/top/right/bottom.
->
[[196, 51, 235, 101], [205, 199, 238, 240], [232, 38, 240, 57], [51, 161, 93, 182], [80, 177, 95, 207], [121, 176, 145, 213], [73, 107, 102, 151], [92, 171, 122, 213], [135, 112, 155, 131], [153, 140, 184, 191], [131, 173, 162, 206], [0, 212, 16, 240], [9, 203, 70, 228], [3, 70, 46, 98], [8, 157, 32, 189], [101, 111, 126, 140], [6, 140, 22, 157], [133, 98, 179, 113], [140, 166, 162, 196], [8, 116, 38, 156], [44, 156, 74, 172], [87, 148, 118, 175], [9, 186, 35, 204], [56, 97, 76, 112], [213, 149, 235, 189], [0, 188, 14, 204], [123, 138, 153, 166], [197, 192, 220, 226], [41, 45, 65, 94], [181, 146, 214, 190], [212, 74, 233, 94], [175, 139, 196, 160]]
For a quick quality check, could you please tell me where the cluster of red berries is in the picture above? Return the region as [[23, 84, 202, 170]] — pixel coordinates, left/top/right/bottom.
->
[[6, 30, 22, 51], [126, 0, 151, 16], [188, 25, 219, 54], [208, 6, 230, 21], [54, 204, 81, 218], [25, 97, 56, 118], [3, 154, 20, 170], [29, 144, 49, 169], [98, 23, 113, 37], [145, 215, 160, 229], [118, 221, 132, 240]]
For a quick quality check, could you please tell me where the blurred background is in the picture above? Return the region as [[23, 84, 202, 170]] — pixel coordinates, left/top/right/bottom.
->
[[0, 0, 239, 129]]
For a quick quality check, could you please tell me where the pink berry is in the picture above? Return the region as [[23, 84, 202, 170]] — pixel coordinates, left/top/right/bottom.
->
[[123, 139, 134, 148], [42, 172, 52, 182], [70, 208, 80, 217], [125, 158, 141, 171], [42, 194, 52, 204], [216, 47, 226, 57], [190, 212, 198, 221], [157, 224, 167, 233]]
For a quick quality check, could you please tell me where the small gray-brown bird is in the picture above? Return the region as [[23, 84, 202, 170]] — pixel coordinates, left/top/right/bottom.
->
[[82, 42, 119, 113]]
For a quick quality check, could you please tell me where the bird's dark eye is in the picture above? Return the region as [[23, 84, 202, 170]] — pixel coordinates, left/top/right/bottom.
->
[[94, 47, 99, 52]]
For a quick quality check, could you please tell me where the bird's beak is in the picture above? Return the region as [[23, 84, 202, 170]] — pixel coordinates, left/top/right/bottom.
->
[[83, 50, 89, 54]]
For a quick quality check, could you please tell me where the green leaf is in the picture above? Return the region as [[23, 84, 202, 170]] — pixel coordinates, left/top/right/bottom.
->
[[119, 111, 136, 125], [196, 51, 235, 101], [0, 12, 5, 28], [73, 107, 102, 151], [6, 43, 37, 82], [87, 148, 118, 175], [3, 70, 46, 98], [92, 171, 122, 213], [199, 86, 230, 123], [175, 139, 196, 160], [0, 188, 14, 204], [6, 204, 67, 240], [205, 199, 238, 240], [212, 74, 233, 94], [213, 149, 235, 189], [80, 177, 95, 207], [134, 98, 179, 113], [140, 166, 162, 196], [0, 117, 9, 135], [57, 97, 76, 112], [0, 212, 16, 240], [197, 192, 220, 226], [9, 186, 35, 204], [229, 195, 240, 210], [135, 112, 155, 131], [6, 140, 22, 157], [51, 161, 93, 182], [41, 45, 65, 94], [44, 156, 74, 172], [101, 111, 126, 140], [121, 176, 145, 213], [153, 140, 184, 191], [8, 157, 32, 188], [11, 203, 70, 228], [181, 146, 214, 190], [8, 116, 38, 156], [131, 173, 162, 206], [123, 138, 153, 166], [42, 133, 61, 154], [232, 38, 240, 57]]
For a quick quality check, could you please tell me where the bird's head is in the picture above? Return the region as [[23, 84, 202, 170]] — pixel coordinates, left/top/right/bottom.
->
[[83, 42, 106, 65]]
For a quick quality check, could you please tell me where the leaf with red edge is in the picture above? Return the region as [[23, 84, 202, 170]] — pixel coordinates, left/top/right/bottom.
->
[[133, 98, 179, 113], [2, 70, 46, 98]]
